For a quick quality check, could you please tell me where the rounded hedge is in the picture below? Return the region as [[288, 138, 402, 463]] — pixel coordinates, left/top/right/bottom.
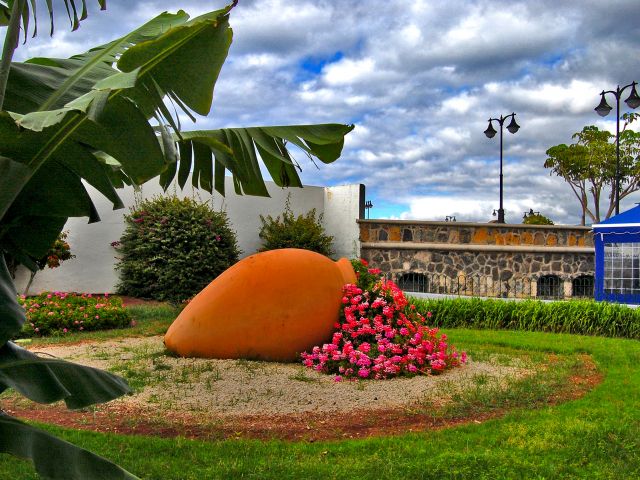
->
[[115, 195, 240, 303]]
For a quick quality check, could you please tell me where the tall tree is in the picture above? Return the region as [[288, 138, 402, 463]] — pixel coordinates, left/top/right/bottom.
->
[[544, 119, 640, 225], [0, 2, 353, 478]]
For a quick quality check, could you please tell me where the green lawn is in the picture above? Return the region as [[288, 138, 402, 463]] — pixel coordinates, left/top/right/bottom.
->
[[2, 328, 639, 479]]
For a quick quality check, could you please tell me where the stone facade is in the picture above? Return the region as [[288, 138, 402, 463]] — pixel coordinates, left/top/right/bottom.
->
[[359, 220, 595, 298]]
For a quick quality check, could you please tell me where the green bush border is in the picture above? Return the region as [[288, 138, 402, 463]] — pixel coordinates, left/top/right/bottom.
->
[[410, 297, 640, 339]]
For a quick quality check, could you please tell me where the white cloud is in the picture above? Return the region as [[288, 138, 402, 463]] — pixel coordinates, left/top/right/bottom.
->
[[322, 58, 377, 86]]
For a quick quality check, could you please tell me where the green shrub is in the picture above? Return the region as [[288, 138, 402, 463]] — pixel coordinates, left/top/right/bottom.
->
[[258, 195, 334, 256], [17, 292, 131, 337], [410, 297, 640, 339], [522, 213, 554, 225], [114, 195, 240, 303], [351, 258, 382, 291]]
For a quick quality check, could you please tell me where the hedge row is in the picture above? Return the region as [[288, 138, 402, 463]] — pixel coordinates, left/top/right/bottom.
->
[[410, 297, 640, 339]]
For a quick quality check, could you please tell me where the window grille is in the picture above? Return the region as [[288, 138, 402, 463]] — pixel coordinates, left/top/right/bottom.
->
[[572, 275, 594, 298], [604, 243, 640, 294], [397, 273, 428, 293], [537, 275, 562, 298]]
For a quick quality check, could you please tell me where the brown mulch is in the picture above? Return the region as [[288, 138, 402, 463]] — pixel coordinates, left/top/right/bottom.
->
[[1, 355, 602, 442], [115, 296, 168, 308]]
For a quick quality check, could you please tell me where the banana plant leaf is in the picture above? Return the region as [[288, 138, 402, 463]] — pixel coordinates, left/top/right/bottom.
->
[[2, 8, 192, 116], [0, 6, 235, 262], [0, 414, 139, 480], [0, 255, 23, 345], [0, 0, 106, 36], [170, 124, 355, 196], [0, 341, 131, 407]]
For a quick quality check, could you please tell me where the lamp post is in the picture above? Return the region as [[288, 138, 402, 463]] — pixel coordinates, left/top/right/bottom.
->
[[594, 81, 640, 215], [484, 112, 520, 223], [364, 200, 373, 219], [523, 208, 540, 221]]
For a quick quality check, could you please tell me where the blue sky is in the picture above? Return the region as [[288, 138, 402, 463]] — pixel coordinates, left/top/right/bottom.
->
[[11, 0, 640, 225]]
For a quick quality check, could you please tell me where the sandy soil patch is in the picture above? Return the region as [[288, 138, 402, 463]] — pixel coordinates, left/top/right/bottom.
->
[[24, 336, 530, 416]]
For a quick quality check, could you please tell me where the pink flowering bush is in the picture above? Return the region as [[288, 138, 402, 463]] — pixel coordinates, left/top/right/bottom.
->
[[301, 261, 466, 380], [16, 292, 132, 337]]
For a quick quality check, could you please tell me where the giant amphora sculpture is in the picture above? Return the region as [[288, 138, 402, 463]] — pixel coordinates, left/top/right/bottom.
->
[[164, 248, 356, 361]]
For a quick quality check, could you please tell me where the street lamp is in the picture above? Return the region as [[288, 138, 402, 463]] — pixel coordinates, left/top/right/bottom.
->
[[523, 208, 540, 220], [364, 200, 373, 219], [594, 81, 640, 215], [484, 112, 520, 223]]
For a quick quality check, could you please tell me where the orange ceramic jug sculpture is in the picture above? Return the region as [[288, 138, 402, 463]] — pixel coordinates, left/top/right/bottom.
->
[[164, 249, 357, 361]]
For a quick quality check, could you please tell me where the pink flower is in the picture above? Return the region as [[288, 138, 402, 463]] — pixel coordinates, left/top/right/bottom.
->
[[301, 279, 463, 380], [334, 375, 343, 382], [63, 328, 68, 333]]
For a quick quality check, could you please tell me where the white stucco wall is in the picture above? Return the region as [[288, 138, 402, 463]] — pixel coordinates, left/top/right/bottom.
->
[[323, 184, 364, 259], [14, 178, 363, 294]]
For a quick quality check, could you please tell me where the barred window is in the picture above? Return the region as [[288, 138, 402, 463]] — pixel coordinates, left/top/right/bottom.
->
[[572, 275, 594, 298], [537, 275, 562, 299], [604, 243, 640, 295], [397, 273, 428, 293]]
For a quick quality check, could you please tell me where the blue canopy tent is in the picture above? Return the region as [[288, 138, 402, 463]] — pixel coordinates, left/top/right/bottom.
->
[[593, 204, 640, 304]]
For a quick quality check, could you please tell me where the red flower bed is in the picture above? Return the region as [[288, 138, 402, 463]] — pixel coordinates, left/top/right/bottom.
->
[[301, 262, 466, 380]]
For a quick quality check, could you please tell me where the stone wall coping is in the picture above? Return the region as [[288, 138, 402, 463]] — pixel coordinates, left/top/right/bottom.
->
[[358, 219, 592, 232], [361, 241, 594, 254]]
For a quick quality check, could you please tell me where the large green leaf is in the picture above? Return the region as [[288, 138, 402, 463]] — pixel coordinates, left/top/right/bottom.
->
[[1, 0, 106, 37], [36, 10, 190, 111], [0, 6, 240, 276], [0, 414, 139, 480], [0, 255, 24, 346], [0, 3, 236, 223], [0, 341, 131, 407], [117, 6, 233, 116], [169, 124, 355, 196]]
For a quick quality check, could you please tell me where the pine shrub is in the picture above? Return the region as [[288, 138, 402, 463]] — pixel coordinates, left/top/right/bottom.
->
[[258, 195, 334, 256], [114, 195, 240, 303]]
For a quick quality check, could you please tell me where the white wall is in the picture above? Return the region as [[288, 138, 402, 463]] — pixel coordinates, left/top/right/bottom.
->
[[14, 177, 363, 294], [324, 184, 364, 259]]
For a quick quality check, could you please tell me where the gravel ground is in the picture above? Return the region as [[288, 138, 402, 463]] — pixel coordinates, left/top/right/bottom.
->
[[27, 336, 531, 416]]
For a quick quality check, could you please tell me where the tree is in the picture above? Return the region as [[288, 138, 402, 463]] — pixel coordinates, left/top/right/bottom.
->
[[544, 117, 640, 225], [0, 2, 353, 478], [522, 212, 554, 225]]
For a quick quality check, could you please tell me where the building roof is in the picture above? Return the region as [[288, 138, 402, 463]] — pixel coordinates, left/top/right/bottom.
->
[[593, 204, 640, 229]]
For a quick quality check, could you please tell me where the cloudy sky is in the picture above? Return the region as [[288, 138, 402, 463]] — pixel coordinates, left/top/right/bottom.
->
[[12, 0, 640, 225]]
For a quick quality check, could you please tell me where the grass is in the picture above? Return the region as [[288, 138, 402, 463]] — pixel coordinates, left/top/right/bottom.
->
[[2, 328, 639, 479]]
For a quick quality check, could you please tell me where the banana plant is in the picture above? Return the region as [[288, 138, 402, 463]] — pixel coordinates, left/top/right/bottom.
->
[[0, 2, 353, 478]]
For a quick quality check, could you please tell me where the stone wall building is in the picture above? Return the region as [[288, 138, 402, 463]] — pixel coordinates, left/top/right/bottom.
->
[[359, 220, 595, 299]]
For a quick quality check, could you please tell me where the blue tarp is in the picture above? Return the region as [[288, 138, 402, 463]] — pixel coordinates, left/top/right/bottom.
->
[[593, 204, 640, 227], [593, 205, 640, 304]]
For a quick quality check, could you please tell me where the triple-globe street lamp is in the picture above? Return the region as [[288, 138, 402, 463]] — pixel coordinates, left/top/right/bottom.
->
[[594, 81, 640, 215], [484, 112, 520, 223]]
